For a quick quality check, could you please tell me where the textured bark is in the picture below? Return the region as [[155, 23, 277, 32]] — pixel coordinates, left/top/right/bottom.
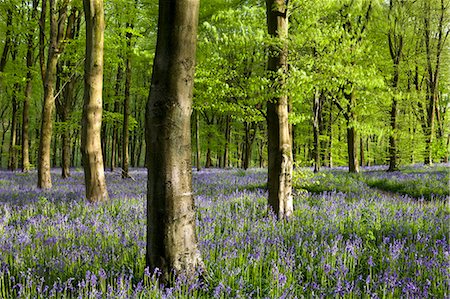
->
[[243, 122, 257, 170], [146, 0, 203, 281], [266, 0, 293, 220], [38, 0, 68, 189], [81, 0, 108, 202]]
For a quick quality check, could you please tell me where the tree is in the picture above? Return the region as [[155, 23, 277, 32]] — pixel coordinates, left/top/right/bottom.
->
[[421, 0, 449, 164], [81, 0, 108, 202], [386, 0, 405, 171], [146, 0, 203, 281], [22, 0, 40, 172], [266, 0, 293, 219], [37, 0, 68, 188]]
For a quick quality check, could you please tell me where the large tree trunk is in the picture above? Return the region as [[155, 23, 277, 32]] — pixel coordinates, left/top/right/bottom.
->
[[266, 0, 293, 220], [38, 0, 68, 189], [81, 0, 109, 202], [146, 0, 203, 282]]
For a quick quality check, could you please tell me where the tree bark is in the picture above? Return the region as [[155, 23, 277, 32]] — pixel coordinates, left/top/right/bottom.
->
[[22, 0, 39, 172], [266, 0, 293, 220], [146, 0, 203, 281], [81, 0, 109, 202], [110, 63, 123, 171], [195, 110, 201, 171], [313, 89, 321, 173], [122, 23, 133, 178], [387, 0, 403, 172], [422, 0, 448, 165], [223, 114, 231, 168], [0, 8, 12, 74], [38, 0, 68, 189], [8, 82, 19, 171], [345, 90, 359, 173]]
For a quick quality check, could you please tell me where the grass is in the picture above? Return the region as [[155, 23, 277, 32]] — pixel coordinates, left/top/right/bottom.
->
[[0, 166, 449, 298]]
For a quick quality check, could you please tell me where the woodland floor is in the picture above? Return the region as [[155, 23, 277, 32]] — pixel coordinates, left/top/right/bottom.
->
[[0, 165, 449, 298]]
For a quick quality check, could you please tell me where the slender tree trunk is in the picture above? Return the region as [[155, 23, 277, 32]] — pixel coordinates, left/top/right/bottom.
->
[[387, 0, 403, 172], [0, 9, 12, 74], [146, 0, 203, 282], [122, 25, 133, 178], [266, 0, 293, 220], [345, 90, 359, 173], [8, 41, 19, 171], [327, 98, 333, 167], [8, 83, 19, 171], [0, 119, 11, 168], [360, 136, 365, 167], [223, 115, 230, 168], [195, 110, 201, 171], [38, 0, 68, 189], [81, 0, 109, 202], [22, 0, 39, 172], [422, 0, 448, 165], [110, 64, 123, 172], [313, 89, 321, 173]]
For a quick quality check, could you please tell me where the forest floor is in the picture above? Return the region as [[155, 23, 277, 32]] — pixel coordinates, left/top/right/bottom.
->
[[0, 164, 449, 298]]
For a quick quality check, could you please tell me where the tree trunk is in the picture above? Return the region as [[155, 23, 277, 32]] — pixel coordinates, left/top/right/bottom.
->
[[266, 0, 293, 220], [146, 0, 203, 282], [422, 0, 448, 165], [313, 89, 321, 173], [195, 110, 201, 171], [22, 0, 39, 172], [110, 63, 123, 172], [360, 136, 365, 167], [122, 24, 133, 178], [8, 83, 19, 171], [8, 41, 19, 171], [38, 0, 68, 189], [223, 114, 231, 168], [327, 98, 333, 167], [243, 122, 256, 170], [0, 8, 12, 74], [346, 90, 359, 173], [81, 0, 109, 202], [387, 0, 403, 172]]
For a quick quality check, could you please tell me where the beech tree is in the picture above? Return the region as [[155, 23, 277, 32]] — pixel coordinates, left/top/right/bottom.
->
[[266, 0, 293, 219], [37, 0, 68, 188], [146, 0, 203, 281], [81, 0, 108, 202]]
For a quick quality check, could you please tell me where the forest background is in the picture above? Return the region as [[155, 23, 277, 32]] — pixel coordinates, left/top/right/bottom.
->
[[0, 0, 448, 174]]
